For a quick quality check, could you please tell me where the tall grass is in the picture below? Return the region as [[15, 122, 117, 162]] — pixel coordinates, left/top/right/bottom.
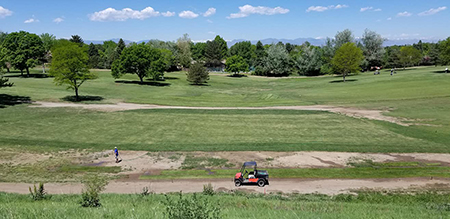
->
[[1, 191, 449, 218]]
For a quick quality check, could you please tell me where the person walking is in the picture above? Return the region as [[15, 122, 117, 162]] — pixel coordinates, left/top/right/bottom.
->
[[114, 147, 120, 163], [391, 68, 394, 76]]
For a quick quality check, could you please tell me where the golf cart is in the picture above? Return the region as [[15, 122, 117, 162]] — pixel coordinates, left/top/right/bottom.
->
[[234, 161, 269, 187]]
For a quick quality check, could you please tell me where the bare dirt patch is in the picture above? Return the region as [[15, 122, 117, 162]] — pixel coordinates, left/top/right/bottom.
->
[[1, 178, 449, 195], [31, 101, 416, 126]]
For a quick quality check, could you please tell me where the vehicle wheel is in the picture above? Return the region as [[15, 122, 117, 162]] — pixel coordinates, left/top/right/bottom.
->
[[235, 180, 241, 187], [257, 179, 265, 187]]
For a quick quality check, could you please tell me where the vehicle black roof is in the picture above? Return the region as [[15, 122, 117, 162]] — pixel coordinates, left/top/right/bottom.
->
[[243, 161, 257, 167]]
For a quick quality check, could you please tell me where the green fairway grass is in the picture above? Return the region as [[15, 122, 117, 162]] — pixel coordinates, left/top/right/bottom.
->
[[1, 191, 450, 218], [0, 107, 447, 153], [1, 66, 449, 153]]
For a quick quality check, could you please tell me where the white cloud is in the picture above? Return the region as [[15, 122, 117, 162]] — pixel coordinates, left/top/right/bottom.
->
[[207, 19, 213, 23], [307, 4, 348, 12], [53, 17, 64, 23], [89, 7, 160, 21], [361, 7, 382, 12], [397, 11, 412, 17], [360, 7, 373, 12], [0, 6, 12, 18], [161, 11, 175, 17], [203, 8, 216, 17], [418, 6, 447, 16], [24, 18, 39, 23], [387, 17, 392, 20], [228, 5, 289, 19], [179, 10, 199, 19], [208, 31, 215, 35]]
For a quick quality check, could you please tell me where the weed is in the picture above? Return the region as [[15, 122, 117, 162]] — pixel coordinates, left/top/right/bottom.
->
[[28, 182, 47, 201], [80, 175, 108, 207], [203, 183, 215, 196], [164, 193, 221, 219]]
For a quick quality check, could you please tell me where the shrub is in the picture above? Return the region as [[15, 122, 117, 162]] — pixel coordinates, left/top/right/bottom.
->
[[187, 62, 209, 85], [254, 66, 266, 76], [29, 182, 47, 201], [80, 175, 108, 207], [164, 193, 221, 219], [203, 183, 215, 196], [141, 186, 153, 196]]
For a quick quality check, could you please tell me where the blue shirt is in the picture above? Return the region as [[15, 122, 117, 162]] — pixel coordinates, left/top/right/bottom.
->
[[114, 148, 118, 155]]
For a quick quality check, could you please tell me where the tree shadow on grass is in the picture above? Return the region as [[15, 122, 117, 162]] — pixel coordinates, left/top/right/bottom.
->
[[4, 73, 50, 78], [162, 76, 180, 80], [227, 74, 248, 78], [115, 80, 170, 87], [0, 94, 32, 108], [61, 95, 104, 102], [189, 83, 210, 86], [432, 70, 448, 74], [329, 79, 358, 83]]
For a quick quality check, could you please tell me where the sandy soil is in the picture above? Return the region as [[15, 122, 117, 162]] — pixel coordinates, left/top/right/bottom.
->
[[31, 101, 414, 126], [3, 150, 450, 194], [1, 178, 449, 195]]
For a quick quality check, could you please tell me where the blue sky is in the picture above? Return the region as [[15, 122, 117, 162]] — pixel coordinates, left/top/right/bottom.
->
[[0, 0, 449, 42]]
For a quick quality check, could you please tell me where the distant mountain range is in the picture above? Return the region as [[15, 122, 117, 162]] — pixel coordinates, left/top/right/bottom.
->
[[84, 38, 441, 47]]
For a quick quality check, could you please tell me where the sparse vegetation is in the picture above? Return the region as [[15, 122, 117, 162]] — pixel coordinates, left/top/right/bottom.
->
[[80, 175, 108, 207], [29, 183, 47, 201]]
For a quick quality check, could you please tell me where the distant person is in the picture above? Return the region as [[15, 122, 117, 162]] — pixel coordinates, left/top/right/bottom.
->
[[446, 67, 448, 73], [114, 147, 120, 163], [391, 68, 394, 76]]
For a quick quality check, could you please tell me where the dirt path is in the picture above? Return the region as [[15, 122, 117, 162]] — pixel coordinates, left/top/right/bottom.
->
[[31, 101, 412, 126], [1, 178, 448, 195]]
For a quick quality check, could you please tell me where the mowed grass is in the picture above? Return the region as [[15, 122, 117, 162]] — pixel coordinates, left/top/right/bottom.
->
[[1, 66, 450, 153], [1, 191, 450, 218], [0, 107, 447, 153], [140, 165, 450, 180], [1, 67, 449, 107]]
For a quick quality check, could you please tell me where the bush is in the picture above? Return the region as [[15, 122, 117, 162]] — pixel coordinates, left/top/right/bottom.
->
[[29, 182, 47, 201], [164, 193, 221, 219], [141, 186, 153, 196], [80, 175, 108, 207], [203, 183, 215, 196], [254, 66, 266, 76], [187, 62, 209, 85]]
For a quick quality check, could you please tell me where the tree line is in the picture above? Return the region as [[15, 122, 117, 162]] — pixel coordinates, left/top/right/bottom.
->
[[1, 29, 450, 94]]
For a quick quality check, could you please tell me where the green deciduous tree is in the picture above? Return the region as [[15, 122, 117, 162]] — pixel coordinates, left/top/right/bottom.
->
[[263, 44, 291, 76], [295, 45, 323, 76], [191, 42, 206, 61], [176, 34, 192, 69], [187, 62, 209, 85], [383, 46, 401, 68], [333, 29, 355, 49], [40, 33, 56, 73], [439, 37, 450, 65], [229, 41, 253, 67], [2, 31, 45, 77], [225, 55, 248, 75], [399, 46, 422, 68], [361, 29, 385, 69], [49, 42, 98, 101], [332, 42, 364, 82], [111, 43, 161, 83]]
